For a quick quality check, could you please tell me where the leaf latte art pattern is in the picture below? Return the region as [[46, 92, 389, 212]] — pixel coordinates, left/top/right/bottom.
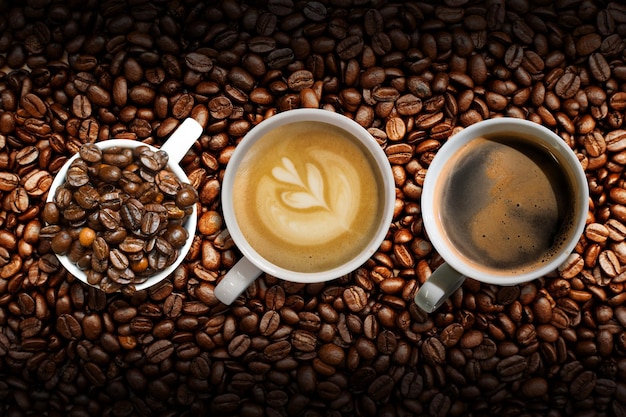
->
[[253, 149, 358, 246], [272, 157, 331, 211]]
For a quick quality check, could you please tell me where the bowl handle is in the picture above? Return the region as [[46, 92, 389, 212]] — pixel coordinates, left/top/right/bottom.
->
[[161, 118, 204, 165]]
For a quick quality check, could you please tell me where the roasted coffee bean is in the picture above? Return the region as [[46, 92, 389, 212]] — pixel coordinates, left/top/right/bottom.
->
[[185, 52, 213, 73], [21, 93, 47, 118], [291, 330, 317, 352], [422, 337, 446, 365], [439, 323, 464, 347], [145, 339, 175, 364], [56, 314, 82, 340], [74, 185, 100, 210], [50, 230, 72, 255], [0, 172, 19, 192], [259, 310, 281, 336], [264, 340, 292, 362], [227, 334, 251, 357], [343, 286, 367, 312], [82, 313, 103, 341]]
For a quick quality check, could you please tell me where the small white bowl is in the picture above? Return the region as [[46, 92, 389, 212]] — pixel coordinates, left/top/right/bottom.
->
[[46, 118, 203, 291]]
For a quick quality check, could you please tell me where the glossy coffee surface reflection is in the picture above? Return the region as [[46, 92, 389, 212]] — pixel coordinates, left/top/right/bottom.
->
[[233, 121, 384, 272], [437, 135, 575, 274]]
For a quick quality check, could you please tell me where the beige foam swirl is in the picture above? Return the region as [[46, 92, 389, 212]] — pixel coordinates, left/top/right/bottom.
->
[[272, 158, 331, 211], [256, 149, 360, 245]]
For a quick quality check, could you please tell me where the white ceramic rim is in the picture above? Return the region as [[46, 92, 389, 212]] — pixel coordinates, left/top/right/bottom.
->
[[46, 139, 198, 291], [421, 117, 589, 285], [221, 108, 396, 283]]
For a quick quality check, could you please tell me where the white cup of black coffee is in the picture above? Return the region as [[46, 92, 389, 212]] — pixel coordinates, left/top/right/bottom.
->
[[414, 118, 589, 313]]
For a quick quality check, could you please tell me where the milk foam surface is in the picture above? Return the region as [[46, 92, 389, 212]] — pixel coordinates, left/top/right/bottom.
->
[[233, 122, 383, 272], [259, 151, 357, 244]]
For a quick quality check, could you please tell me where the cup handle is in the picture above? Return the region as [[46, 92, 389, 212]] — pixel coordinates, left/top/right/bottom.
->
[[160, 118, 204, 165], [413, 263, 466, 313], [214, 257, 263, 305]]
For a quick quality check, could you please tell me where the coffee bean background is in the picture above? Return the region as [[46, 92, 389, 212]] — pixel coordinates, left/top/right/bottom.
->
[[1, 0, 626, 416]]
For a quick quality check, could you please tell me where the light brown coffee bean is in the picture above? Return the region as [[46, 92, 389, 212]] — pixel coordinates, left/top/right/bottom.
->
[[343, 286, 367, 312], [607, 219, 626, 241], [606, 130, 626, 152], [582, 132, 606, 157], [585, 223, 610, 243], [558, 253, 584, 279], [385, 143, 413, 164], [385, 117, 406, 141], [599, 250, 621, 277], [0, 172, 19, 192]]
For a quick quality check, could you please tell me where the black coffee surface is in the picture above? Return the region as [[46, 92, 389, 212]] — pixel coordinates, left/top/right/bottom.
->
[[440, 137, 572, 273]]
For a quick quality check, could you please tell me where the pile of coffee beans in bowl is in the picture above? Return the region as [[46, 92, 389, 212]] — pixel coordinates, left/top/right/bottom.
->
[[41, 142, 199, 293]]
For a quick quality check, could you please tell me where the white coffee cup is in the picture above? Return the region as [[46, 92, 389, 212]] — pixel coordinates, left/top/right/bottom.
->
[[214, 108, 396, 305], [414, 118, 589, 313]]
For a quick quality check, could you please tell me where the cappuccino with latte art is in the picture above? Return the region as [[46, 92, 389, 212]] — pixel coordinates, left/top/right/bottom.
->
[[232, 121, 384, 272]]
